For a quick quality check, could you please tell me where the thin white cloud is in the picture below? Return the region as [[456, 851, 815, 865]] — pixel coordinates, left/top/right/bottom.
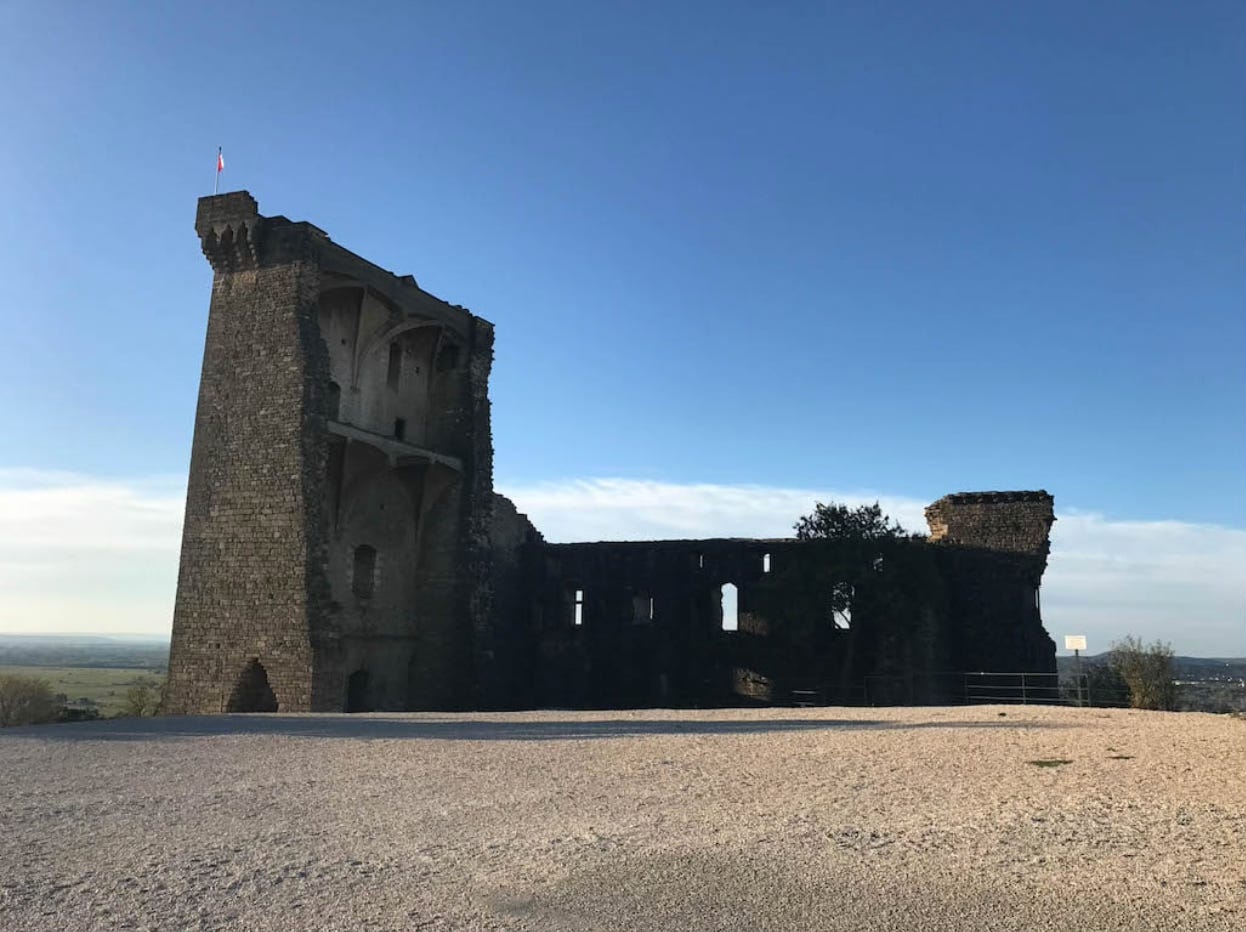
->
[[0, 470, 184, 636], [1, 471, 1241, 656]]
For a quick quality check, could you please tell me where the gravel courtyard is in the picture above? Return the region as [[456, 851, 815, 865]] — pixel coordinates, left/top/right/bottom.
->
[[1, 706, 1242, 931]]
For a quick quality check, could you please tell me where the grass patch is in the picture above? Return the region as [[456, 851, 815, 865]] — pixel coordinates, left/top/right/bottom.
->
[[1028, 758, 1074, 768], [0, 665, 164, 717]]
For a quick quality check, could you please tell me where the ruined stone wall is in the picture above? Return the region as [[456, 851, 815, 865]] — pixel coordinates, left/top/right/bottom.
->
[[165, 191, 1057, 715], [524, 537, 959, 708], [925, 491, 1055, 563], [924, 491, 1057, 676]]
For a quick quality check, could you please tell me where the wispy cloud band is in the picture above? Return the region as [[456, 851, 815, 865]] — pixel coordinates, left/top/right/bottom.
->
[[1, 471, 1241, 656]]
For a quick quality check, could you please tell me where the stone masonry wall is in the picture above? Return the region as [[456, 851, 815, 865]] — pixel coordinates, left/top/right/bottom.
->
[[925, 491, 1055, 564], [165, 194, 326, 713]]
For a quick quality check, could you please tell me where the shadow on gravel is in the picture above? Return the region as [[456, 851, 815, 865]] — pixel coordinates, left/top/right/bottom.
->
[[9, 715, 1067, 743]]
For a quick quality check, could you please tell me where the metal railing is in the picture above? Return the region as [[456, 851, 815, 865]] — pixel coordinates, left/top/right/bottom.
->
[[790, 672, 1246, 710], [844, 671, 1117, 707]]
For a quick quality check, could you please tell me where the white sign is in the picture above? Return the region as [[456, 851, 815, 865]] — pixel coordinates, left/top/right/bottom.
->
[[1064, 635, 1087, 652]]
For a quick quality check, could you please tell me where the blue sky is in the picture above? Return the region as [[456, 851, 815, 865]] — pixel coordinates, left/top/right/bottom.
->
[[0, 2, 1242, 652]]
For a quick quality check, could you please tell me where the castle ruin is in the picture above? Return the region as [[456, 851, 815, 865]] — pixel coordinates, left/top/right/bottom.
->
[[163, 193, 1056, 714]]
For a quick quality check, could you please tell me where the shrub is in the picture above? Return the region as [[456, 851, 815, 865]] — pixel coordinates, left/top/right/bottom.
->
[[121, 679, 161, 717], [0, 674, 58, 727], [1110, 636, 1177, 711], [1062, 662, 1131, 707]]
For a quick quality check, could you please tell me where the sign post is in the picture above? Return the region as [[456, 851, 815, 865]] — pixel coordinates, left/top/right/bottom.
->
[[1064, 635, 1088, 707]]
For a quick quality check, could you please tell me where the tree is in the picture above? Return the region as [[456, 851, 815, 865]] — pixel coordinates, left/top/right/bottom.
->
[[792, 501, 921, 629], [0, 674, 58, 727], [794, 501, 916, 541], [122, 678, 162, 717], [1110, 636, 1177, 711]]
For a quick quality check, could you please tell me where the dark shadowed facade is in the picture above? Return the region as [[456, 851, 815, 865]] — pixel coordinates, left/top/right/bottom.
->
[[164, 193, 1057, 714]]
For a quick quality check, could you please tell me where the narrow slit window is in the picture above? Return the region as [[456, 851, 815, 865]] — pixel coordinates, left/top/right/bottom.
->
[[762, 553, 771, 574], [573, 588, 584, 626], [327, 380, 341, 420], [393, 417, 406, 441], [352, 544, 377, 599], [720, 583, 738, 631], [698, 554, 704, 569], [387, 342, 402, 388]]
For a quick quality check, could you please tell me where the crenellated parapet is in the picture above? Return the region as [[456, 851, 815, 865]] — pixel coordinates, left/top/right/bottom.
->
[[195, 191, 266, 271]]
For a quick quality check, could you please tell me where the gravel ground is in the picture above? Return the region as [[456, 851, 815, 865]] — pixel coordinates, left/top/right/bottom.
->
[[1, 706, 1243, 931]]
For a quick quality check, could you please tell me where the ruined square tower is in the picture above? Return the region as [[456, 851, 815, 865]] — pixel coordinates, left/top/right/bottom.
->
[[164, 193, 501, 713]]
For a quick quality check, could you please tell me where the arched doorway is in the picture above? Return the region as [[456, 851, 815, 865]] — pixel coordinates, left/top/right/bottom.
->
[[226, 659, 279, 712], [345, 669, 372, 712]]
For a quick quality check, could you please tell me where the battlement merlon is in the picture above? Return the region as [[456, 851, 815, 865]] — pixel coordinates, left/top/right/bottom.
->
[[194, 191, 488, 337], [924, 490, 1055, 560]]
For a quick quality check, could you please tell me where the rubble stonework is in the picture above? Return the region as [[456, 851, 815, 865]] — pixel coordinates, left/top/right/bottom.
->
[[165, 193, 1057, 713]]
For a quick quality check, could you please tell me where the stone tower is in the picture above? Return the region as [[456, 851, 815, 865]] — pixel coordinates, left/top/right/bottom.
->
[[924, 490, 1056, 562], [164, 192, 501, 714], [923, 491, 1057, 673]]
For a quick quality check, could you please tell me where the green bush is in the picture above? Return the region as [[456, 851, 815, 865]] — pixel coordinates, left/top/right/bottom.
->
[[0, 674, 58, 727], [1062, 663, 1131, 707], [1110, 636, 1177, 711], [121, 678, 162, 717]]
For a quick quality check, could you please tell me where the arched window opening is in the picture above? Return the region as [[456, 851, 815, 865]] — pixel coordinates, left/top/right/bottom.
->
[[387, 342, 402, 389], [762, 553, 771, 574], [327, 380, 341, 420], [437, 342, 460, 372], [831, 582, 853, 630], [721, 583, 738, 631], [226, 659, 279, 713], [352, 544, 377, 598], [346, 669, 372, 713]]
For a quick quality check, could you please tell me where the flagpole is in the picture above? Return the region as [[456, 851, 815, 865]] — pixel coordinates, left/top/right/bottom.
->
[[214, 147, 221, 195]]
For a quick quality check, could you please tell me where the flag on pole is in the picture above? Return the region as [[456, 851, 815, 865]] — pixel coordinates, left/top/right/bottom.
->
[[217, 149, 224, 173]]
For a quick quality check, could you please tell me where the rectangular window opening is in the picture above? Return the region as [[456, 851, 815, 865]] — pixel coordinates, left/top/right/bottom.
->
[[632, 593, 654, 625], [393, 418, 406, 441], [387, 341, 402, 389], [762, 553, 771, 574], [573, 588, 584, 626], [720, 583, 738, 631]]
